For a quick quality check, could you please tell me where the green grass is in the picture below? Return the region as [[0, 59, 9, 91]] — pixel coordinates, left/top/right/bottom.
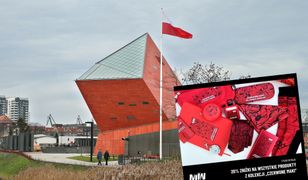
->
[[0, 152, 89, 179], [0, 153, 33, 178], [68, 155, 118, 163]]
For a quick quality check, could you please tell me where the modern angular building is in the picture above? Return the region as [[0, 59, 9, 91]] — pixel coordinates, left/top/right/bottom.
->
[[76, 33, 180, 156]]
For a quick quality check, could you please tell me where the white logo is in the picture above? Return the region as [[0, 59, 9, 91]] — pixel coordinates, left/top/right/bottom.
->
[[189, 172, 206, 180]]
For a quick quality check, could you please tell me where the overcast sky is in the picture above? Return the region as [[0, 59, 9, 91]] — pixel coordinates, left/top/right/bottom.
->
[[0, 0, 307, 125]]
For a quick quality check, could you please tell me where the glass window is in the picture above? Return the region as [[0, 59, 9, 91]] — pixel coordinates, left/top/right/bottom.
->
[[78, 34, 147, 80], [127, 115, 135, 120]]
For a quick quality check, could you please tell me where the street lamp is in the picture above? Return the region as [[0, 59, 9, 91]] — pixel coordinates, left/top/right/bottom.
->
[[85, 121, 94, 162], [121, 136, 129, 157], [121, 137, 129, 141]]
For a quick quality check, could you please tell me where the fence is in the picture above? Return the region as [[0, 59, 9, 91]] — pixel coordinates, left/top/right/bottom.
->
[[41, 146, 92, 153], [0, 133, 33, 152]]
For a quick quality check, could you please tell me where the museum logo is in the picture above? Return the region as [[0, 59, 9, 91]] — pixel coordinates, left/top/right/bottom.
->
[[189, 172, 206, 180]]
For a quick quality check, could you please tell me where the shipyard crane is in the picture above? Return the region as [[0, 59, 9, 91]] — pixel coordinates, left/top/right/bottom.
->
[[304, 110, 308, 122], [45, 114, 59, 146], [46, 114, 57, 126], [76, 115, 83, 125]]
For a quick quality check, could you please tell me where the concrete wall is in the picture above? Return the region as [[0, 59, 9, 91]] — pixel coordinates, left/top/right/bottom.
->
[[125, 129, 180, 158], [94, 121, 177, 155]]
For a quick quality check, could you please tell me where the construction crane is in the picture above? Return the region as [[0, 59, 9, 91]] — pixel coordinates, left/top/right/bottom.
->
[[46, 114, 57, 127], [45, 114, 59, 146], [304, 110, 308, 121], [76, 115, 83, 125]]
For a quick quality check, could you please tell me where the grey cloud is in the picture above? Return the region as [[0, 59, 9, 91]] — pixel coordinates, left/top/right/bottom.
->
[[0, 0, 307, 124]]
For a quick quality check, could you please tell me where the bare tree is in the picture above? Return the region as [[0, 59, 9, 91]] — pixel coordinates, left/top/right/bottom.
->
[[9, 122, 17, 135], [159, 62, 250, 120], [17, 117, 29, 134], [161, 67, 181, 121], [182, 62, 231, 85]]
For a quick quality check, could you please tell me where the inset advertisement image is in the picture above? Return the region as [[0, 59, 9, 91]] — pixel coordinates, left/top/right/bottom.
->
[[174, 74, 307, 179]]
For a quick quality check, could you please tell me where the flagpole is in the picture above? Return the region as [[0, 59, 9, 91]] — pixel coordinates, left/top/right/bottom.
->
[[159, 8, 163, 160]]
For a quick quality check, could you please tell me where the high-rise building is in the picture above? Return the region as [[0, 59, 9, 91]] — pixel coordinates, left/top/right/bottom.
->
[[6, 97, 29, 122], [0, 96, 7, 115]]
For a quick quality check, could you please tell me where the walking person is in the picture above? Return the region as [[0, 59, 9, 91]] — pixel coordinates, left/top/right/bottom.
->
[[97, 149, 103, 166], [104, 150, 110, 165]]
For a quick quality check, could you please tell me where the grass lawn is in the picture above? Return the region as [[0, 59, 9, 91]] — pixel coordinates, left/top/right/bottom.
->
[[68, 155, 118, 163], [0, 152, 89, 179], [0, 153, 33, 178], [0, 152, 184, 180]]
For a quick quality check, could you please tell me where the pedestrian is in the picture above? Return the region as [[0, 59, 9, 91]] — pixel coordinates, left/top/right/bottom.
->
[[97, 149, 103, 166], [104, 150, 110, 165]]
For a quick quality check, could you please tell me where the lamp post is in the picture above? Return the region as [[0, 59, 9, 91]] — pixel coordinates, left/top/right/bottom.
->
[[85, 121, 93, 162], [122, 131, 130, 157], [121, 136, 129, 155], [127, 130, 130, 157]]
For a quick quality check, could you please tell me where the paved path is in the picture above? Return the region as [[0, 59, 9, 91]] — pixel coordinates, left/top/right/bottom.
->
[[24, 152, 119, 167]]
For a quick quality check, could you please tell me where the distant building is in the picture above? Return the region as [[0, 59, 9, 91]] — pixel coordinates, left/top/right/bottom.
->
[[28, 123, 46, 134], [6, 97, 29, 122], [0, 115, 12, 137], [58, 135, 97, 146], [34, 134, 57, 151], [0, 96, 7, 115], [44, 123, 99, 136]]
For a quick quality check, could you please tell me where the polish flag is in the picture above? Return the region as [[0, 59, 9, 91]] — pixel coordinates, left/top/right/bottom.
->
[[162, 22, 193, 39]]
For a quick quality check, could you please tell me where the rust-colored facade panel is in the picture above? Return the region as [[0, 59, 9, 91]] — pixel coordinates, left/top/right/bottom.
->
[[94, 121, 178, 154], [76, 79, 168, 132], [143, 35, 181, 121]]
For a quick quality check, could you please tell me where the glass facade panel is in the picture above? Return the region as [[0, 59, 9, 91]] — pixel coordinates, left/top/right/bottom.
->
[[78, 34, 147, 80]]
